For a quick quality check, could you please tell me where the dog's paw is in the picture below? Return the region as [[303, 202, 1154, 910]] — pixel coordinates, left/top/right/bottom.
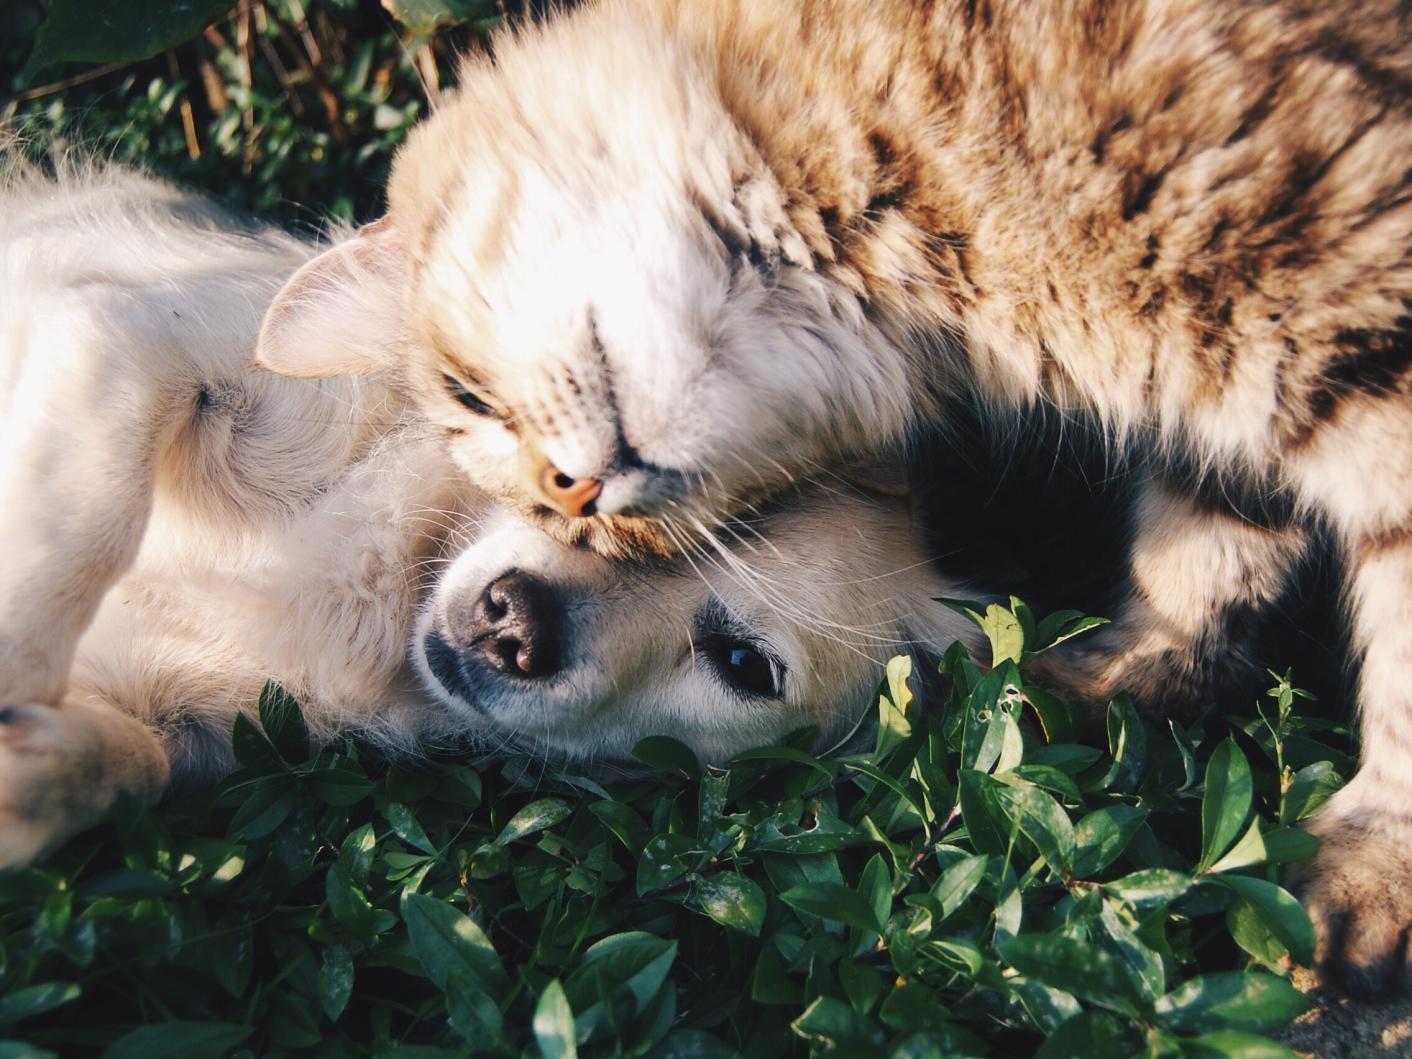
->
[[0, 702, 105, 868], [1290, 817, 1412, 997]]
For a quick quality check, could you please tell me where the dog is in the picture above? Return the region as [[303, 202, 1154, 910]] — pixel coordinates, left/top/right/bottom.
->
[[0, 159, 976, 866]]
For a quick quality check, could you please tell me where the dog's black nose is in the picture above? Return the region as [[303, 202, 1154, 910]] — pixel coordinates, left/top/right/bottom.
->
[[463, 570, 563, 679]]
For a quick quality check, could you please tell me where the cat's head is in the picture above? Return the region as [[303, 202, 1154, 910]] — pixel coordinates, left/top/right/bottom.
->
[[255, 4, 914, 558]]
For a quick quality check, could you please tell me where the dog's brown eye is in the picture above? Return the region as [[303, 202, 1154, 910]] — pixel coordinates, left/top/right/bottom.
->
[[699, 633, 784, 699], [441, 373, 496, 417]]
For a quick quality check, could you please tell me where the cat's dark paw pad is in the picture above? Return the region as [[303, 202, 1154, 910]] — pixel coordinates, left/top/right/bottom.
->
[[1290, 826, 1412, 997]]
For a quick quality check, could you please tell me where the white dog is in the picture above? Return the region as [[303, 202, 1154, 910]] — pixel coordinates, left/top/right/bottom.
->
[[0, 161, 974, 866]]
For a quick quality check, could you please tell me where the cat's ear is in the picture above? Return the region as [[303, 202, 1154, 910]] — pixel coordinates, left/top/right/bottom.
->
[[255, 217, 407, 377]]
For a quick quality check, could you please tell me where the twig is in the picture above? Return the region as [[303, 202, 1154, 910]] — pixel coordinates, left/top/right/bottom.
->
[[415, 42, 441, 108], [165, 50, 201, 161], [9, 59, 128, 103], [907, 804, 962, 872], [255, 26, 305, 117], [234, 0, 256, 175], [264, 4, 345, 140]]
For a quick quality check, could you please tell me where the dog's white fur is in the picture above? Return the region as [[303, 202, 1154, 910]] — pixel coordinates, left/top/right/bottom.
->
[[0, 162, 974, 866]]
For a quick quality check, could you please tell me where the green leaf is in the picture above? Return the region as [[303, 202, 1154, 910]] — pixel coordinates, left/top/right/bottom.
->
[[636, 833, 699, 895], [533, 979, 577, 1059], [1199, 739, 1253, 870], [565, 933, 677, 1040], [1212, 875, 1315, 967], [993, 783, 1075, 872], [859, 854, 893, 936], [790, 997, 885, 1051], [401, 892, 507, 992], [1106, 868, 1193, 907], [1281, 761, 1343, 825], [1260, 826, 1319, 864], [962, 662, 1023, 773], [1205, 819, 1267, 874], [27, 0, 235, 74], [1098, 695, 1147, 793], [99, 1022, 252, 1059], [632, 737, 699, 780], [780, 882, 882, 933], [384, 802, 437, 855], [750, 804, 866, 854], [1179, 1032, 1299, 1058], [1033, 1011, 1139, 1059], [956, 769, 1016, 855], [997, 934, 1148, 1017], [1022, 686, 1077, 743], [1072, 805, 1150, 877], [688, 874, 766, 936], [495, 798, 573, 845], [225, 774, 296, 839], [931, 853, 988, 919], [1153, 971, 1309, 1034], [308, 766, 375, 806], [877, 654, 915, 756], [447, 970, 504, 1044], [1034, 613, 1111, 653], [980, 602, 1027, 666], [318, 945, 354, 1022], [649, 1030, 737, 1057], [0, 1042, 58, 1059], [0, 982, 80, 1027], [587, 800, 649, 851], [382, 0, 498, 34], [257, 683, 310, 763]]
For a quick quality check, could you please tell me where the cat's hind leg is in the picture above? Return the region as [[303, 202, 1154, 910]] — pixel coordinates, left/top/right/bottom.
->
[[1028, 477, 1308, 719]]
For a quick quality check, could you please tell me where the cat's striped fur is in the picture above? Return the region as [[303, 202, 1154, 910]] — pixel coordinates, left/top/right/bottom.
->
[[257, 0, 1412, 993]]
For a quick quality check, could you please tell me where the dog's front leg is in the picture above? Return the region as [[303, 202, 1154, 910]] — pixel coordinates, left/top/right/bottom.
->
[[0, 697, 169, 867], [0, 295, 192, 706]]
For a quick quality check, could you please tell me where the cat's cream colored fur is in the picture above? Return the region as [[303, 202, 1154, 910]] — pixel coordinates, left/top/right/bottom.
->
[[257, 0, 1412, 991], [0, 163, 975, 867]]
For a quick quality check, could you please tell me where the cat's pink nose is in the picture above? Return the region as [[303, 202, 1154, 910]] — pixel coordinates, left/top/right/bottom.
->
[[540, 465, 602, 518]]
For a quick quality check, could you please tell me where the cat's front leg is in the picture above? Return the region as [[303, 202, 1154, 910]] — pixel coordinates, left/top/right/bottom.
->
[[0, 698, 169, 867], [1291, 530, 1412, 995], [1028, 479, 1307, 720]]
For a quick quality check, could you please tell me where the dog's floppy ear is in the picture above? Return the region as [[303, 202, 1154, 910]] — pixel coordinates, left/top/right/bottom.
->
[[255, 217, 407, 377]]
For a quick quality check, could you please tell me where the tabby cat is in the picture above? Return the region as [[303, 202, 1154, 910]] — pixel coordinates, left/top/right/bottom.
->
[[257, 0, 1412, 993]]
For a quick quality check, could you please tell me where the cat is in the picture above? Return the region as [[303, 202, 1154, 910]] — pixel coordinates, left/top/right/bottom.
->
[[0, 159, 975, 867], [254, 0, 1412, 993]]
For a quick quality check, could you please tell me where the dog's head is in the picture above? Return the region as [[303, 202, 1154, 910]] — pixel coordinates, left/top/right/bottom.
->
[[413, 484, 976, 765]]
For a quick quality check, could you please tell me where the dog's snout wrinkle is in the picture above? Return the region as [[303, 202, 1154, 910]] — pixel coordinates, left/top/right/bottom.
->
[[464, 570, 564, 680]]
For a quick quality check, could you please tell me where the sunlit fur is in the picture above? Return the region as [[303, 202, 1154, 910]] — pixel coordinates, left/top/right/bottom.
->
[[0, 162, 976, 866], [253, 0, 1412, 991]]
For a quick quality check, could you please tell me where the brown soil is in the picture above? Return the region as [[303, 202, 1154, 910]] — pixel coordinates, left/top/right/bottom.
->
[[1277, 968, 1412, 1058]]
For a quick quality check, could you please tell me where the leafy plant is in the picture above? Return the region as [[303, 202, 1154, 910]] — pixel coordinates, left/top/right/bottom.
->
[[3, 0, 504, 224], [0, 602, 1350, 1057]]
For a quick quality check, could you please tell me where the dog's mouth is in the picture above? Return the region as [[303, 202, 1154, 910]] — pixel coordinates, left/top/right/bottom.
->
[[419, 632, 491, 715]]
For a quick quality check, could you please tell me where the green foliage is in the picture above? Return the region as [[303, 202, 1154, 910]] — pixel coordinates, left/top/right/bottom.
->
[[3, 0, 500, 223], [0, 602, 1352, 1056]]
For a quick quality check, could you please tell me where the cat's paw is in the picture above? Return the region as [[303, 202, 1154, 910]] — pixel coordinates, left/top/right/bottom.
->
[[0, 702, 105, 868], [1291, 817, 1412, 997]]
